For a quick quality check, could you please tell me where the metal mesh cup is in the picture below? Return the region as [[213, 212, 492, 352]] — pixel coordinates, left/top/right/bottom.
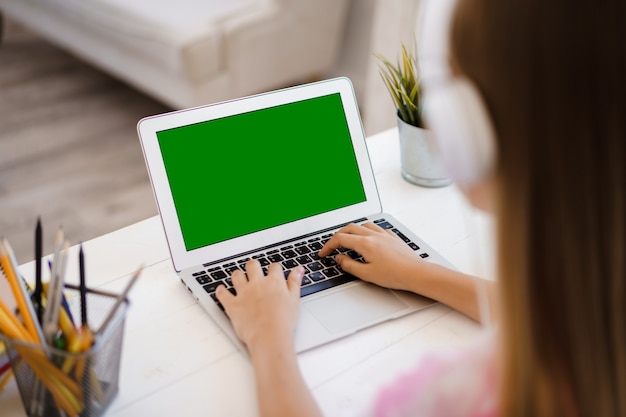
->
[[0, 286, 128, 417]]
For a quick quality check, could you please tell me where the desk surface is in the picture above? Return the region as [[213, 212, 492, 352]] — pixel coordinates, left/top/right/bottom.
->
[[1, 128, 493, 416]]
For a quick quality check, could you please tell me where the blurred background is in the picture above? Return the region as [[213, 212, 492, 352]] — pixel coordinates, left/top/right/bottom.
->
[[0, 0, 424, 264]]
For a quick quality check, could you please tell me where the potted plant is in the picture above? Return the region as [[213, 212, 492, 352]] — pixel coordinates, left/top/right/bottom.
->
[[376, 44, 451, 187]]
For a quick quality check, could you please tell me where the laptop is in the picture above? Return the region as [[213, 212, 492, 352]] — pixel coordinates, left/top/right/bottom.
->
[[137, 77, 452, 353]]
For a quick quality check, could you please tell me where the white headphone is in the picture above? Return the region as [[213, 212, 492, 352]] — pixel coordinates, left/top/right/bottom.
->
[[418, 0, 497, 187]]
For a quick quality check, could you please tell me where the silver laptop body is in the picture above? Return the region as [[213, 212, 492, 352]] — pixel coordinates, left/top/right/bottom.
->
[[137, 78, 452, 353]]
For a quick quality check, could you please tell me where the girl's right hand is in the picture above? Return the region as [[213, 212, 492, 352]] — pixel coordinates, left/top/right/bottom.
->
[[318, 222, 430, 293]]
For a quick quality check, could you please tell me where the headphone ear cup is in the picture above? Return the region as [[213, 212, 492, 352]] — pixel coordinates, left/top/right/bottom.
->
[[422, 79, 497, 186]]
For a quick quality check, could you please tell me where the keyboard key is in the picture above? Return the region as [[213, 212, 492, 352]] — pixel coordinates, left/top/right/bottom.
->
[[373, 218, 386, 223], [301, 276, 312, 285], [295, 245, 311, 255], [211, 270, 228, 280], [192, 270, 207, 276], [195, 275, 211, 285], [308, 237, 321, 242], [308, 272, 325, 282], [225, 266, 240, 275], [207, 266, 222, 272], [408, 242, 420, 251], [258, 257, 270, 267], [392, 228, 411, 243], [308, 262, 323, 272], [321, 234, 333, 239], [280, 245, 293, 251], [320, 257, 337, 267], [309, 252, 320, 260], [282, 259, 298, 269], [420, 253, 430, 259], [282, 249, 297, 259], [346, 250, 360, 259], [300, 274, 357, 297], [237, 258, 250, 264], [377, 221, 394, 230], [295, 241, 308, 247], [308, 242, 323, 251], [203, 282, 226, 294], [296, 255, 312, 265], [322, 267, 340, 278], [268, 253, 284, 263], [252, 253, 265, 259], [267, 249, 279, 254]]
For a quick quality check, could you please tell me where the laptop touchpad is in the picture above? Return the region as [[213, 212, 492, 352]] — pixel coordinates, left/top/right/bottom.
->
[[303, 284, 408, 334]]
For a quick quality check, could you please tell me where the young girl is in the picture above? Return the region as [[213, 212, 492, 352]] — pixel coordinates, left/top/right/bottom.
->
[[215, 0, 626, 415]]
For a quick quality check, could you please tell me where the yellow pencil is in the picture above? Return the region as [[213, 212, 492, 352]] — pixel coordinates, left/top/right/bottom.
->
[[0, 298, 35, 343], [0, 240, 43, 345]]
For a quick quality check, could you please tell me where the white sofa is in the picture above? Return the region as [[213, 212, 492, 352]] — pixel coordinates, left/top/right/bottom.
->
[[0, 0, 350, 109]]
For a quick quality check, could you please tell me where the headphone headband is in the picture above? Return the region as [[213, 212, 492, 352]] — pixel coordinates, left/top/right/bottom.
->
[[418, 0, 496, 187]]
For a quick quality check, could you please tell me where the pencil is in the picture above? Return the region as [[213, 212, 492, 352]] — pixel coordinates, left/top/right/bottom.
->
[[79, 243, 87, 327], [0, 239, 44, 345], [42, 229, 65, 344], [35, 217, 43, 323], [0, 298, 34, 342], [46, 259, 76, 327]]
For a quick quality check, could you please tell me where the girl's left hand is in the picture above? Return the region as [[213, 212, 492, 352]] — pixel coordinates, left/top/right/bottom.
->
[[215, 259, 304, 352]]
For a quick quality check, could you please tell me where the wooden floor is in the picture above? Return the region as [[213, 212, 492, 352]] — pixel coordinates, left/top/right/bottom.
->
[[0, 19, 169, 264]]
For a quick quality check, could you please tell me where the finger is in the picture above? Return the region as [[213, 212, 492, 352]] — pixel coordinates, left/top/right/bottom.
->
[[337, 222, 376, 236], [215, 284, 234, 308], [231, 269, 247, 288], [324, 223, 376, 249], [384, 229, 403, 241], [245, 259, 263, 281], [334, 254, 368, 278], [286, 266, 304, 298], [362, 222, 385, 232], [319, 232, 367, 257], [319, 223, 373, 257], [267, 262, 284, 279]]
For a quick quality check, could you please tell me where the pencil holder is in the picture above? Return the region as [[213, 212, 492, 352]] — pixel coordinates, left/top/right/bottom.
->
[[0, 287, 128, 417]]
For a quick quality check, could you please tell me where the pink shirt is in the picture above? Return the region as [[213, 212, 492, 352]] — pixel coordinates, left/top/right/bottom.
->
[[371, 331, 499, 417]]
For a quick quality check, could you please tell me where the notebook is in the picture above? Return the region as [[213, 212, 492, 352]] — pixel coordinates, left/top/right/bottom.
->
[[137, 77, 453, 353]]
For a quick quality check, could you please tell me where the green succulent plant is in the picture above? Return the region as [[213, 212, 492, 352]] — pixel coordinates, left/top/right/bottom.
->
[[376, 43, 422, 128]]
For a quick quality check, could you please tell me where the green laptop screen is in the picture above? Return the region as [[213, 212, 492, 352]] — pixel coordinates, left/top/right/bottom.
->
[[156, 93, 366, 251]]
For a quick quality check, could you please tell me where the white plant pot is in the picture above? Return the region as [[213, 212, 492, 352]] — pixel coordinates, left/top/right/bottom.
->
[[397, 116, 452, 187]]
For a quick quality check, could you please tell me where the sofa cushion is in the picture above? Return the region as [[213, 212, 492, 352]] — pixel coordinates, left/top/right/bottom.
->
[[38, 0, 269, 82]]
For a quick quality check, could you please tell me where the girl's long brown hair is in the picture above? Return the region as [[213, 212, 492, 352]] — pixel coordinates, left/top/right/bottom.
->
[[450, 0, 626, 415]]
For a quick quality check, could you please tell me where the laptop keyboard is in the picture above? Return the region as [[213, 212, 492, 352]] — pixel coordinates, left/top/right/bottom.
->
[[191, 218, 430, 311]]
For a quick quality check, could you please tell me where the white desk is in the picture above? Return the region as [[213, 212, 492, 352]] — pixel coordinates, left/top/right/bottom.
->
[[1, 128, 494, 416]]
